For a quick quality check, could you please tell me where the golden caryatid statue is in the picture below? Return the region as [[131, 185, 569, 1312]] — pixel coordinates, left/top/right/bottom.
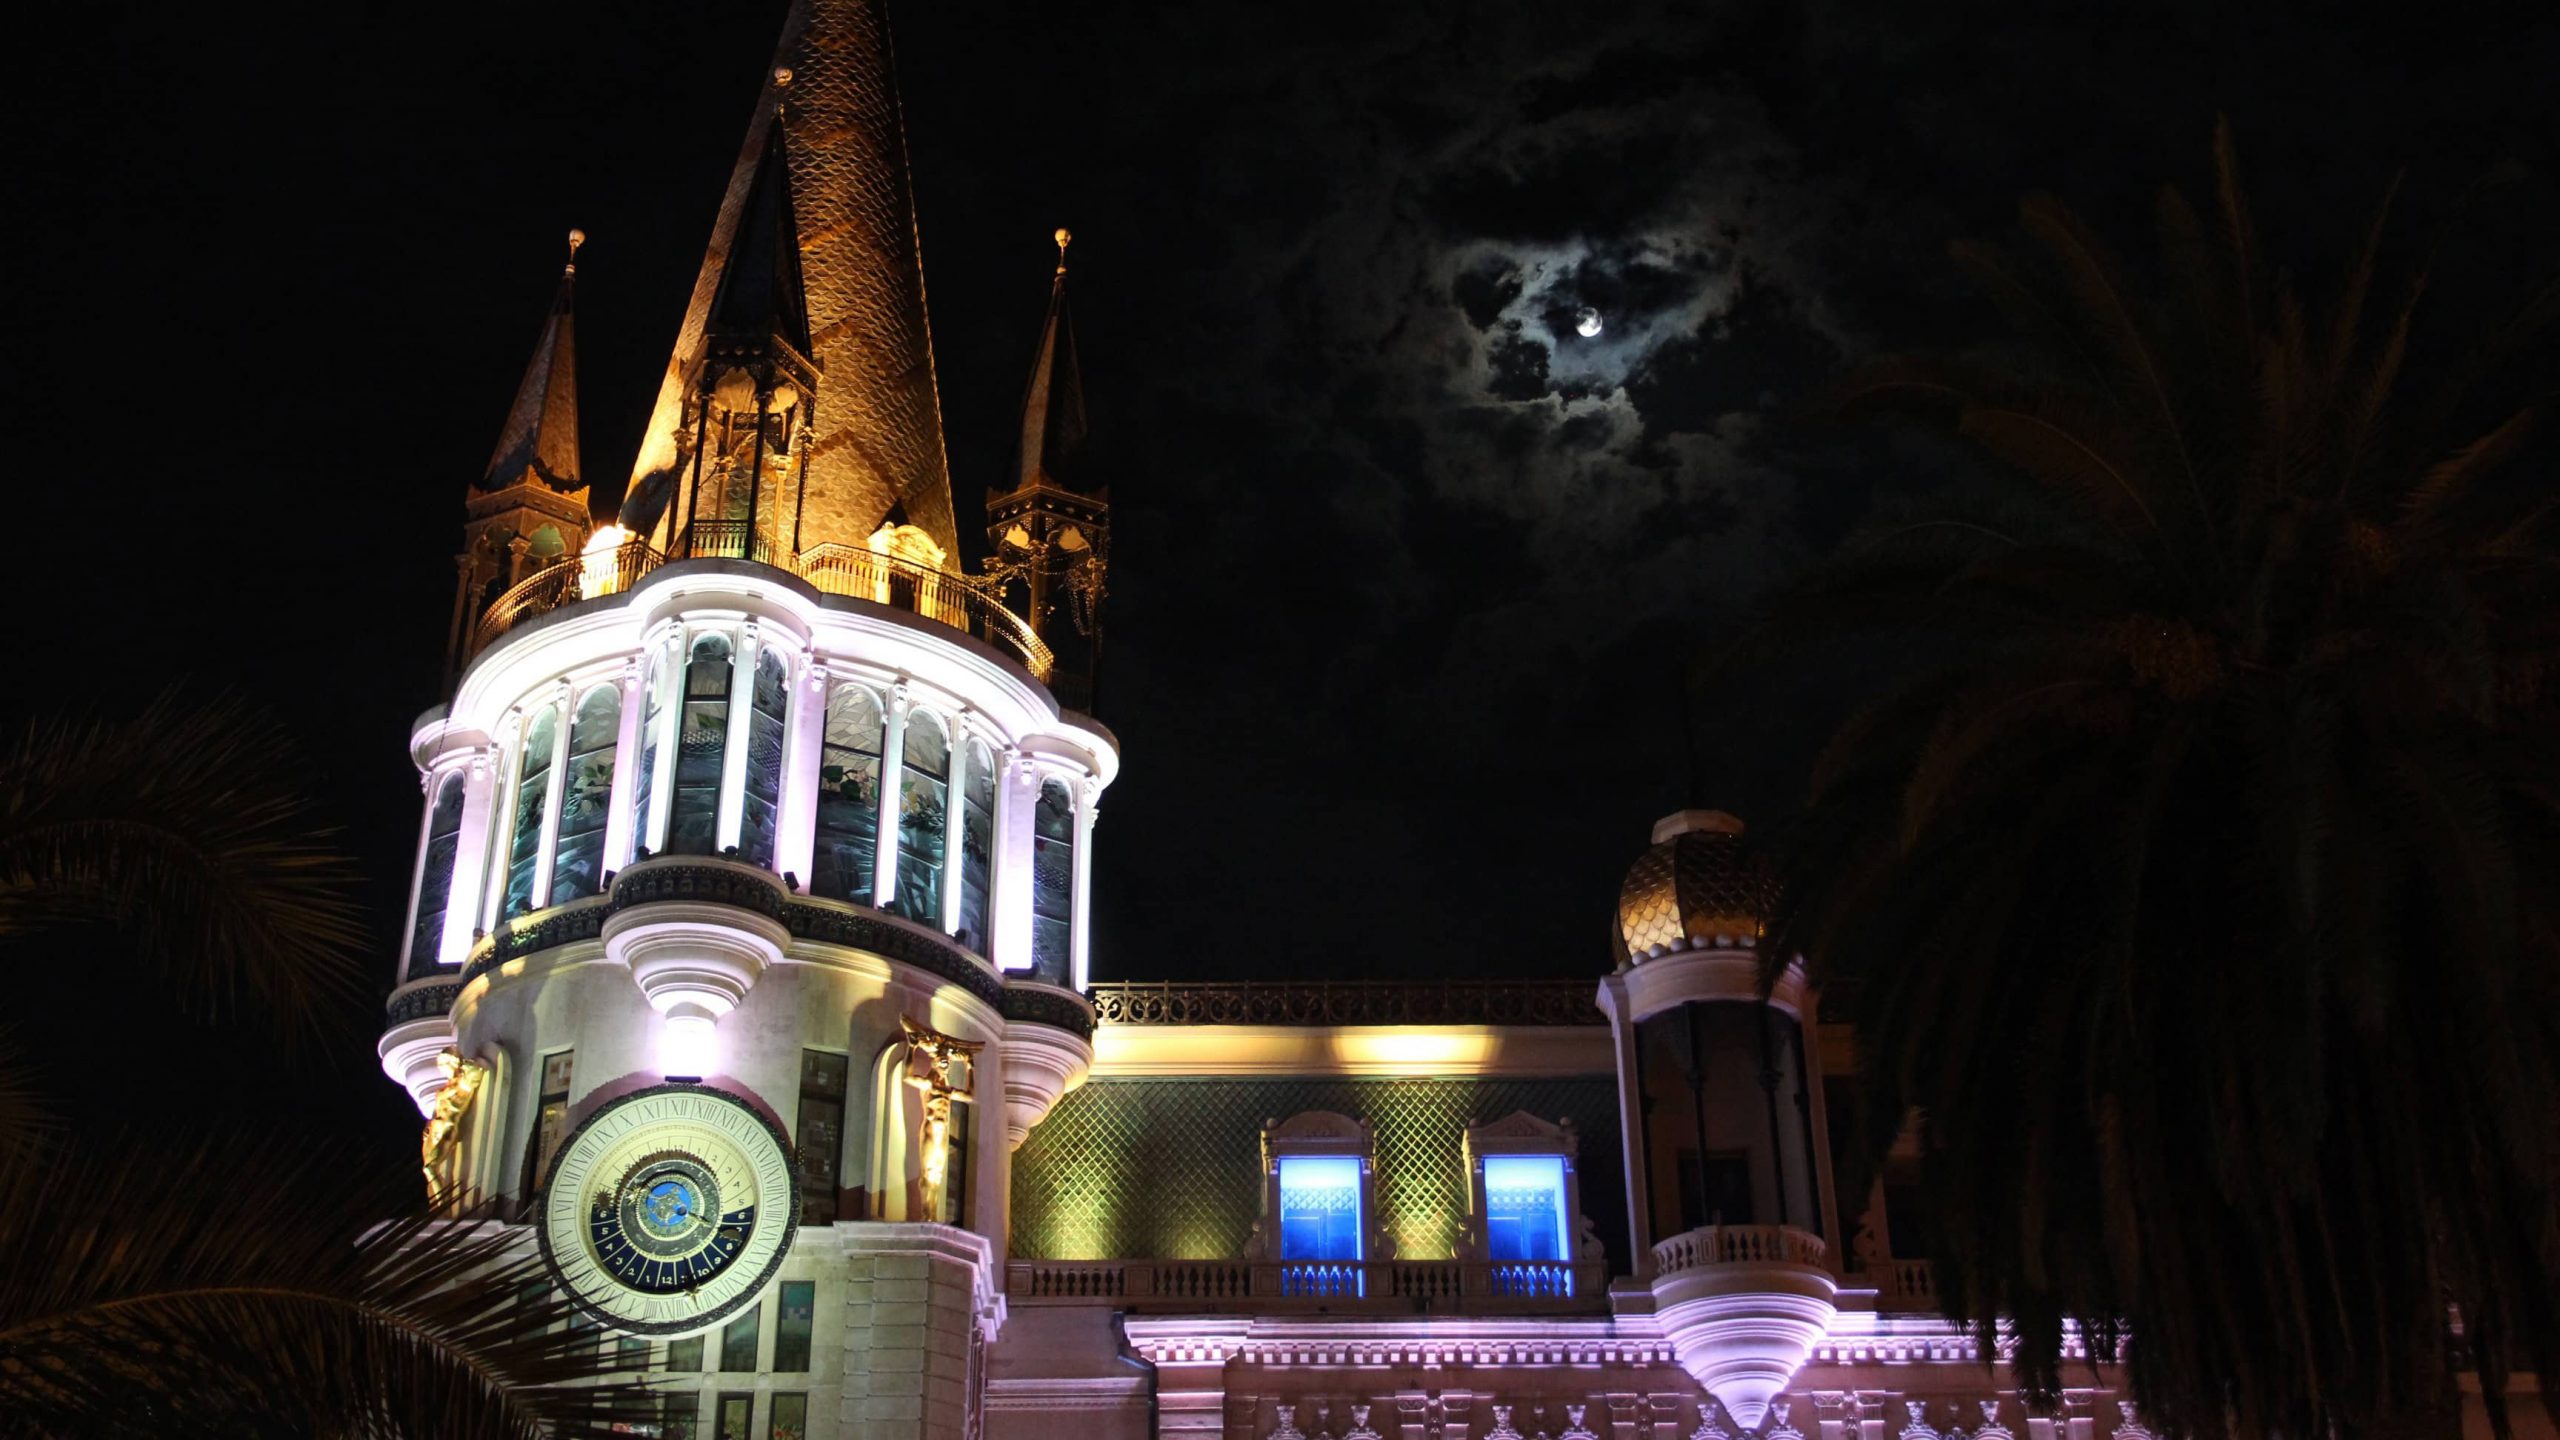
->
[[420, 1049, 490, 1201], [899, 1017, 983, 1209]]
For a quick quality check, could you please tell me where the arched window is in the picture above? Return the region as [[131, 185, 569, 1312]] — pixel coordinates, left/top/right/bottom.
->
[[957, 739, 995, 952], [892, 710, 949, 923], [406, 773, 465, 980], [502, 705, 559, 919], [548, 686, 620, 905], [739, 649, 789, 868], [632, 650, 666, 853], [665, 633, 733, 855], [1030, 778, 1076, 984], [810, 683, 884, 901]]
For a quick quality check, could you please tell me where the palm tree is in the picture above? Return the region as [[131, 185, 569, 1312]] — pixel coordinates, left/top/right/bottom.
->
[[0, 1137, 655, 1437], [0, 698, 653, 1434], [0, 694, 370, 1150], [1742, 125, 2560, 1438]]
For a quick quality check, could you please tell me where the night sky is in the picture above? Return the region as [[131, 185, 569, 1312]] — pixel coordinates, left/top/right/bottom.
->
[[9, 1, 2553, 1160]]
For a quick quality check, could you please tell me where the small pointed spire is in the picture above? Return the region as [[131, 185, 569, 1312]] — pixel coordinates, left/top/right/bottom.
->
[[1012, 227, 1088, 494], [479, 232, 584, 493]]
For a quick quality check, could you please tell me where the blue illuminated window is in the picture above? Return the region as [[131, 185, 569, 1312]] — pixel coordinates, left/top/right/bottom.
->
[[1277, 1154, 1363, 1261], [1483, 1154, 1568, 1262]]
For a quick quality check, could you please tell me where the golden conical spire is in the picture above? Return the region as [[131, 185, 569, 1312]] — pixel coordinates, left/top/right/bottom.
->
[[624, 0, 956, 557]]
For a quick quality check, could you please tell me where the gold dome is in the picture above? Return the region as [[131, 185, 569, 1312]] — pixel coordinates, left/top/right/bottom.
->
[[1616, 810, 1775, 964]]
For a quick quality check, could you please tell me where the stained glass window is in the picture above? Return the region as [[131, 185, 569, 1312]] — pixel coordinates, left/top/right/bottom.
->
[[666, 1335, 705, 1372], [521, 1049, 574, 1202], [937, 1100, 972, 1227], [502, 705, 559, 919], [810, 684, 883, 901], [665, 633, 733, 856], [717, 1305, 759, 1372], [633, 650, 665, 853], [663, 1394, 699, 1440], [767, 1392, 808, 1440], [739, 649, 788, 868], [716, 1394, 753, 1440], [548, 685, 619, 905], [957, 740, 994, 953], [406, 774, 465, 980], [1030, 779, 1076, 984], [1276, 1154, 1362, 1260], [1482, 1154, 1568, 1262], [892, 710, 949, 923], [795, 1051, 847, 1225], [773, 1280, 815, 1370]]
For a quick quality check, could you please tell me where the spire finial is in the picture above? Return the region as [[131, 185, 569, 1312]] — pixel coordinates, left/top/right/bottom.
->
[[565, 227, 585, 275], [1053, 227, 1072, 277]]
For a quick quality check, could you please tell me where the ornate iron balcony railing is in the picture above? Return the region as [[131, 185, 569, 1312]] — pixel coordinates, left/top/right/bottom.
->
[[472, 537, 664, 655], [466, 537, 1053, 681], [1086, 979, 1607, 1028], [794, 543, 1053, 679]]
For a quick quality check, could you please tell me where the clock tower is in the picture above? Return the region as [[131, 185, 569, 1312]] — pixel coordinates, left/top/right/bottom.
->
[[380, 3, 1109, 1435]]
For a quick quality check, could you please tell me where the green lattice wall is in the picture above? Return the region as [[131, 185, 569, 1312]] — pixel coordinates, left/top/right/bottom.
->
[[1009, 1077, 1629, 1271]]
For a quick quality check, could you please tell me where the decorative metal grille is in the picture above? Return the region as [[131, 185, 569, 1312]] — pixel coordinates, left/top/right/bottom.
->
[[1087, 980, 1604, 1027], [1011, 1077, 1628, 1273]]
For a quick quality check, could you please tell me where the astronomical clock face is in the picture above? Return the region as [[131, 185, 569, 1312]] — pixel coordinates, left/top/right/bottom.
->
[[537, 1084, 799, 1335]]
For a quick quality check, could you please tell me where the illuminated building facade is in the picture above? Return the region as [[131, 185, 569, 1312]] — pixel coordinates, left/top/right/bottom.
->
[[375, 2, 2179, 1436]]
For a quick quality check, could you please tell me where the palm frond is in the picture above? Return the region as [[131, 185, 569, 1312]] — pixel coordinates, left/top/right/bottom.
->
[[0, 694, 368, 1044], [1757, 125, 2560, 1439], [0, 1131, 657, 1438]]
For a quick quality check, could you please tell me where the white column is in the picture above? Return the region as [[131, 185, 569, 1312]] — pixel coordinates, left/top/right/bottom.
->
[[394, 769, 442, 983], [873, 683, 910, 907], [1070, 777, 1098, 992], [642, 629, 683, 855], [478, 713, 524, 934], [939, 721, 971, 936], [528, 681, 573, 908], [441, 746, 499, 964], [600, 658, 648, 875], [715, 624, 758, 853], [990, 749, 1031, 972], [773, 657, 828, 889], [1597, 974, 1655, 1264]]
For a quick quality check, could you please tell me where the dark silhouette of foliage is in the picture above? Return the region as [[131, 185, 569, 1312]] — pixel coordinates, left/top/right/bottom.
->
[[1747, 125, 2560, 1437], [0, 695, 370, 1029], [0, 699, 652, 1434], [0, 1137, 657, 1438]]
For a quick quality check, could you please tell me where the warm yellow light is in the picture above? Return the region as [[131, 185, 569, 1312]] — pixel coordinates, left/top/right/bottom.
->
[[1326, 1028, 1497, 1071], [580, 525, 631, 596]]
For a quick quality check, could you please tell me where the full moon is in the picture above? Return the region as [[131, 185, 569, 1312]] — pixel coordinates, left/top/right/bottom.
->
[[1574, 306, 1603, 338]]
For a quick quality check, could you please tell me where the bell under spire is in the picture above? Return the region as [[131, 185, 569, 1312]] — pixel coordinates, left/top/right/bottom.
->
[[622, 0, 957, 560]]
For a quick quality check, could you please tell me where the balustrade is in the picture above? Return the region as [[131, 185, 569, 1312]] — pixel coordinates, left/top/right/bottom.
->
[[1006, 1257, 1600, 1313], [1650, 1223, 1829, 1277], [464, 535, 1054, 680]]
